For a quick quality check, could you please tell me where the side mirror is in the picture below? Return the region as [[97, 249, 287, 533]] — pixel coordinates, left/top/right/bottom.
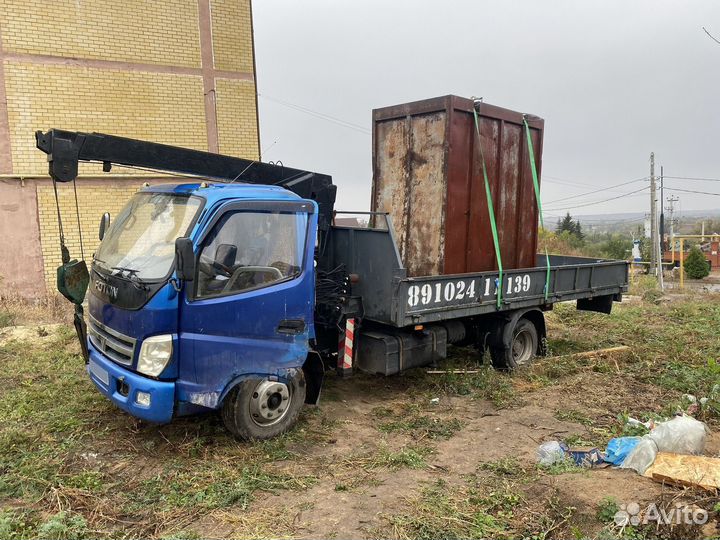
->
[[99, 212, 110, 241], [175, 237, 195, 281]]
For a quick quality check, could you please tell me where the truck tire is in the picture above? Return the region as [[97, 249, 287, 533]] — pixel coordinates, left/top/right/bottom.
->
[[490, 317, 538, 370], [221, 371, 306, 440]]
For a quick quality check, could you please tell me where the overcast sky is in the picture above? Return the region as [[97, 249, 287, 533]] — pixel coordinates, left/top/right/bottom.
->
[[253, 0, 720, 221]]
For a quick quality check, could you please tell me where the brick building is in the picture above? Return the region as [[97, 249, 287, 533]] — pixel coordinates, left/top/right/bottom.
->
[[0, 0, 260, 296]]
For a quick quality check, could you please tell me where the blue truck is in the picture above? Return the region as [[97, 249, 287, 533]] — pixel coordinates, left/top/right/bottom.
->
[[35, 125, 628, 440]]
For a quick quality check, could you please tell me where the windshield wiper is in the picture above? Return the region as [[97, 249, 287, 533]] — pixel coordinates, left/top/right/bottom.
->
[[110, 266, 148, 291], [111, 266, 140, 275]]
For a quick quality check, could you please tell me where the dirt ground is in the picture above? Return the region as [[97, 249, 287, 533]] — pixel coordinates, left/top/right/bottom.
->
[[1, 291, 719, 539], [231, 373, 719, 540]]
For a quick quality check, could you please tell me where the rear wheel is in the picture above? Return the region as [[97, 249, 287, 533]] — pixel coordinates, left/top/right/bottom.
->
[[221, 371, 306, 440], [490, 318, 538, 370]]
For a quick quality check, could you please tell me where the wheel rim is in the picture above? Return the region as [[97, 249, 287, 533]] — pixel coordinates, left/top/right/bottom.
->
[[511, 328, 535, 366], [249, 380, 292, 427]]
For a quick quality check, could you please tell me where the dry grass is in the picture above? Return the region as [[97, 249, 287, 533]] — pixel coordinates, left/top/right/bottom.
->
[[1, 291, 719, 539], [0, 291, 70, 326]]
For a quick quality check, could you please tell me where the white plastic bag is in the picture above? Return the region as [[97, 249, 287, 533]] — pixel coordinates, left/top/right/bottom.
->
[[620, 437, 658, 474], [621, 416, 709, 474], [650, 415, 708, 454], [536, 441, 568, 465]]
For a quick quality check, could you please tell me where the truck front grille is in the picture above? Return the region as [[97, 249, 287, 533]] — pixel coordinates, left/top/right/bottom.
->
[[88, 315, 136, 366]]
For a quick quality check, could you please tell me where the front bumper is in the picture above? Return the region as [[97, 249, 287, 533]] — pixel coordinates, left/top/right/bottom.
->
[[87, 340, 175, 424]]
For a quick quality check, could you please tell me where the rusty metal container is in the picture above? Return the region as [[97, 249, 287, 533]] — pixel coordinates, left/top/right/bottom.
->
[[371, 95, 544, 276]]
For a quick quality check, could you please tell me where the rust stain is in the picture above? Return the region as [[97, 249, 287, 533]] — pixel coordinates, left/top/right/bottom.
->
[[372, 95, 544, 277]]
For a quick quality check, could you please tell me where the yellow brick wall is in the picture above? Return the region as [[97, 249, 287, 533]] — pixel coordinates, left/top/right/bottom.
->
[[216, 78, 259, 160], [211, 0, 254, 73], [4, 62, 208, 176], [0, 0, 259, 295], [37, 183, 144, 289], [0, 0, 201, 67]]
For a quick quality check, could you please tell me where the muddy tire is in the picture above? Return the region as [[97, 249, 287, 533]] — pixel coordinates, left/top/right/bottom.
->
[[221, 371, 306, 440], [490, 318, 538, 370]]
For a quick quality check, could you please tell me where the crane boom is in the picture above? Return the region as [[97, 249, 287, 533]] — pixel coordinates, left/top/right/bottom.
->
[[35, 128, 337, 233]]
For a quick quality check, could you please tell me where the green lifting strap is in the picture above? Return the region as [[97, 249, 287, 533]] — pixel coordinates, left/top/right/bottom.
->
[[522, 116, 551, 301], [472, 105, 503, 309]]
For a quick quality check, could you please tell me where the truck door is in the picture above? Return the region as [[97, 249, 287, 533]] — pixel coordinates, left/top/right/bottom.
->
[[177, 200, 317, 407]]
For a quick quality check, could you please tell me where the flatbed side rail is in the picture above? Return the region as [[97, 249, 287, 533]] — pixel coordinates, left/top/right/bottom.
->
[[392, 257, 629, 326]]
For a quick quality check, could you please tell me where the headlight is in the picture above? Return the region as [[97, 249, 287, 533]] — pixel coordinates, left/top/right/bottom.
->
[[137, 334, 173, 377]]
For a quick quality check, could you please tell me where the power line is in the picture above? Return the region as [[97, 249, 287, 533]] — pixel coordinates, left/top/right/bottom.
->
[[544, 177, 647, 205], [258, 94, 371, 135], [575, 215, 646, 224], [663, 175, 720, 182], [545, 185, 650, 212], [703, 26, 720, 45], [666, 187, 720, 197], [542, 175, 604, 189]]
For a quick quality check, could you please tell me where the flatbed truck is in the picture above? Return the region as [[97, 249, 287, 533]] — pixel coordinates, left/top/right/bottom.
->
[[35, 127, 628, 440]]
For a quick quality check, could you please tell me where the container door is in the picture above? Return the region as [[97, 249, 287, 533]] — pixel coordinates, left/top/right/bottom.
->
[[178, 200, 316, 406]]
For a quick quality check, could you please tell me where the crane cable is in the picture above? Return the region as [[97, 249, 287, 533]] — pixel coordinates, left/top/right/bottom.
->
[[523, 116, 551, 301], [51, 176, 86, 264]]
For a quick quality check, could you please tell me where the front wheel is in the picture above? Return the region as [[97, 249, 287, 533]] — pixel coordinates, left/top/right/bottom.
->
[[490, 318, 538, 370], [221, 371, 306, 440]]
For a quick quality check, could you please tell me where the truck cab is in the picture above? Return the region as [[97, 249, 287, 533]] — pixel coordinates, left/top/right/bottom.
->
[[86, 182, 319, 439]]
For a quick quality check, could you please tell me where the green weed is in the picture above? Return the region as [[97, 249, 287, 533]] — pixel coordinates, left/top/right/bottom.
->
[[538, 457, 584, 475], [596, 497, 619, 524], [0, 310, 15, 328], [36, 512, 89, 540], [125, 465, 316, 512], [373, 446, 431, 470], [478, 458, 526, 478], [378, 415, 462, 440], [385, 479, 508, 540], [554, 409, 594, 426]]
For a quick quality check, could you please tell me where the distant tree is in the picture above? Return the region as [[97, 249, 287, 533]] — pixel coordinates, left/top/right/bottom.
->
[[556, 212, 575, 234], [602, 235, 632, 260], [556, 212, 584, 245], [684, 246, 710, 279], [691, 219, 720, 236], [573, 220, 584, 240]]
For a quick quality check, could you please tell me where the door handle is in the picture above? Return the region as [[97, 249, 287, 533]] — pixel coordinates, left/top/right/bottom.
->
[[277, 319, 305, 335]]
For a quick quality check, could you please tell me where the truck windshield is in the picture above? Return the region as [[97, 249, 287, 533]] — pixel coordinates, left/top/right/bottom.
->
[[95, 193, 202, 281]]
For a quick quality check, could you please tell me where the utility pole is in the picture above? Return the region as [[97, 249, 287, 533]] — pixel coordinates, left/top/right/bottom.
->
[[666, 196, 679, 254], [649, 153, 657, 275], [659, 166, 664, 251]]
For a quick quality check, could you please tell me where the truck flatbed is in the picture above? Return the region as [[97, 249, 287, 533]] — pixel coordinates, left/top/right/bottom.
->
[[394, 255, 628, 325], [327, 217, 628, 327]]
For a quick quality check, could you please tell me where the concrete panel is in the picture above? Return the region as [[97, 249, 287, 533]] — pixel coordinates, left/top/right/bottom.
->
[[0, 180, 44, 297]]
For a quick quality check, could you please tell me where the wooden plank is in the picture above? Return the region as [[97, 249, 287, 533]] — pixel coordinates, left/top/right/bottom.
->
[[644, 452, 720, 492], [541, 346, 630, 362]]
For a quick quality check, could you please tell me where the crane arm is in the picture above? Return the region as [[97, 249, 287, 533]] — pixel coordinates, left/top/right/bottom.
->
[[35, 128, 337, 232]]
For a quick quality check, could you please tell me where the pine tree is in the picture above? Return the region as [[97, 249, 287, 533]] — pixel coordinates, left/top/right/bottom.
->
[[573, 220, 584, 240], [684, 246, 710, 279], [556, 212, 575, 234]]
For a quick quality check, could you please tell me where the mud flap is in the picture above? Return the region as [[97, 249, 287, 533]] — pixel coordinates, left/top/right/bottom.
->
[[577, 294, 614, 314], [74, 304, 89, 364], [303, 352, 325, 405]]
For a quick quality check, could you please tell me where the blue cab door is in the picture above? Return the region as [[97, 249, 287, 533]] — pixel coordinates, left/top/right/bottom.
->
[[175, 199, 317, 409]]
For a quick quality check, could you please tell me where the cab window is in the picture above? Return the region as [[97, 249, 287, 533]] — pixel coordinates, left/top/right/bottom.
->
[[195, 210, 306, 298]]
